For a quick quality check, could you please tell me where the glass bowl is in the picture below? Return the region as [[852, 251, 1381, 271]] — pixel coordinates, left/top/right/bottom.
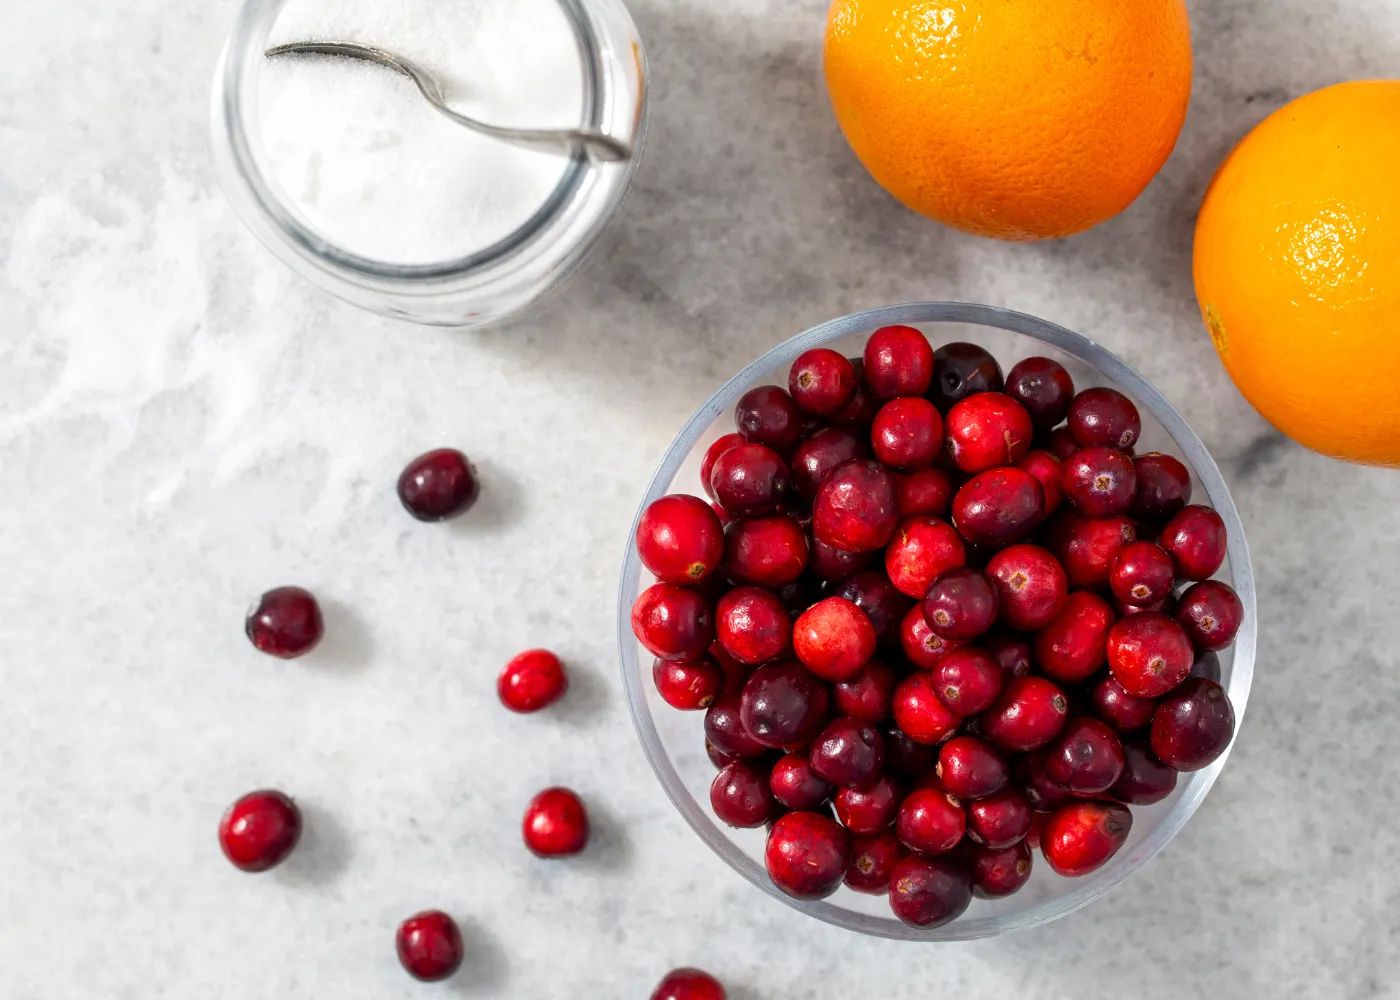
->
[[616, 302, 1255, 940]]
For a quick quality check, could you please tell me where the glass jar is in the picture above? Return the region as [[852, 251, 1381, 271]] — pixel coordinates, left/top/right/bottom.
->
[[210, 0, 647, 328]]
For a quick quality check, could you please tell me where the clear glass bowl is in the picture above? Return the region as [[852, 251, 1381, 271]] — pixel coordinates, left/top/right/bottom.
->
[[616, 302, 1255, 940], [210, 0, 646, 328]]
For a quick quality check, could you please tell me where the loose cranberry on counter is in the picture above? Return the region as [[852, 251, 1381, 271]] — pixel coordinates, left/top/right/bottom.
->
[[833, 659, 897, 722], [631, 583, 714, 661], [1015, 750, 1074, 812], [809, 536, 879, 583], [1005, 357, 1074, 430], [922, 567, 1000, 641], [651, 968, 727, 1000], [1109, 540, 1176, 607], [700, 433, 745, 502], [792, 597, 877, 682], [1110, 739, 1179, 804], [945, 392, 1034, 473], [522, 787, 590, 858], [888, 856, 973, 928], [735, 385, 803, 455], [715, 587, 791, 667], [986, 544, 1068, 631], [709, 443, 792, 517], [722, 516, 809, 588], [704, 696, 769, 760], [1017, 450, 1064, 517], [397, 449, 480, 521], [834, 773, 901, 833], [396, 910, 465, 982], [970, 840, 1033, 899], [892, 672, 962, 745], [246, 586, 324, 659], [1034, 591, 1115, 684], [884, 722, 938, 777], [845, 832, 905, 894], [1160, 505, 1228, 581], [498, 649, 568, 713], [952, 467, 1044, 549], [1175, 580, 1244, 651], [790, 428, 869, 502], [894, 467, 954, 518], [930, 342, 1004, 412], [1062, 446, 1138, 517], [790, 348, 859, 416], [933, 648, 1004, 716], [1068, 387, 1141, 450], [872, 397, 944, 471], [1040, 800, 1132, 877], [1107, 612, 1194, 698], [896, 788, 966, 854], [1044, 717, 1126, 794], [812, 459, 901, 553], [1190, 650, 1222, 683], [636, 495, 726, 584], [1131, 452, 1192, 520], [765, 811, 852, 900], [219, 790, 302, 872], [652, 657, 725, 711], [740, 660, 831, 749], [863, 325, 935, 399], [1150, 678, 1235, 771], [965, 787, 1033, 849], [899, 603, 964, 670], [885, 517, 967, 599], [711, 761, 778, 828], [1045, 426, 1078, 460], [810, 717, 886, 788], [984, 632, 1032, 679], [937, 736, 1009, 799], [833, 571, 914, 649], [982, 676, 1069, 752], [1089, 674, 1156, 733], [1043, 510, 1137, 590]]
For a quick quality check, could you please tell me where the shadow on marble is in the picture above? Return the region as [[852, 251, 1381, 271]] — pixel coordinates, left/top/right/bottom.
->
[[275, 800, 353, 887], [447, 917, 510, 996], [447, 457, 526, 535], [550, 664, 611, 731], [578, 799, 633, 875], [310, 598, 376, 675]]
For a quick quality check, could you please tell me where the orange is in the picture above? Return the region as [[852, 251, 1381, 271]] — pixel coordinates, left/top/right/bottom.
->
[[1193, 80, 1400, 467], [823, 0, 1193, 241]]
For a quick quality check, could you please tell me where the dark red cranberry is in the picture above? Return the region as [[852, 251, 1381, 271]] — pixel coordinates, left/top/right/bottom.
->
[[1131, 452, 1192, 520], [497, 649, 568, 713], [765, 811, 852, 900], [833, 659, 897, 722], [700, 433, 745, 502], [1025, 811, 1047, 848], [1034, 591, 1115, 684], [1043, 510, 1137, 589], [1045, 426, 1078, 460], [790, 348, 858, 416], [834, 773, 901, 833], [896, 788, 965, 854], [1062, 446, 1138, 516], [740, 660, 831, 749], [722, 516, 809, 588], [709, 443, 792, 516], [1044, 717, 1125, 794], [1108, 612, 1194, 698], [892, 672, 962, 745], [888, 855, 973, 927], [934, 648, 1004, 716], [1160, 505, 1227, 580], [930, 342, 1004, 412], [711, 761, 777, 827], [1190, 650, 1222, 683], [1015, 750, 1074, 811], [952, 468, 1044, 549], [397, 449, 479, 521], [707, 741, 739, 769], [830, 358, 880, 428], [650, 968, 727, 1000], [1017, 450, 1064, 517], [809, 536, 879, 583], [965, 787, 1032, 849], [789, 428, 869, 502], [883, 722, 938, 776], [1040, 800, 1132, 876], [1176, 580, 1244, 651], [637, 495, 726, 584], [863, 325, 935, 399], [871, 397, 943, 471], [1111, 592, 1174, 619], [1151, 677, 1235, 771], [219, 790, 302, 872], [792, 597, 877, 682], [1089, 674, 1156, 732], [983, 676, 1069, 752], [894, 467, 955, 518], [652, 657, 724, 711], [1005, 357, 1074, 430], [1068, 387, 1141, 450], [945, 392, 1034, 474], [885, 516, 966, 599], [813, 459, 900, 553], [704, 695, 768, 760], [246, 586, 323, 659], [899, 602, 963, 669], [834, 571, 914, 649], [522, 787, 589, 857], [396, 910, 464, 982], [984, 632, 1032, 679], [1109, 540, 1175, 607], [716, 587, 791, 667], [711, 641, 754, 698], [971, 840, 1033, 899], [810, 717, 885, 788], [631, 583, 714, 661], [922, 567, 999, 641], [770, 752, 834, 811], [937, 736, 1008, 799], [845, 832, 905, 893], [735, 385, 803, 455], [1110, 738, 1179, 804], [986, 544, 1068, 631]]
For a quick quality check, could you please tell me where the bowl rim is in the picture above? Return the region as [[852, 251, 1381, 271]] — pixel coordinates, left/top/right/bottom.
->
[[615, 301, 1255, 941]]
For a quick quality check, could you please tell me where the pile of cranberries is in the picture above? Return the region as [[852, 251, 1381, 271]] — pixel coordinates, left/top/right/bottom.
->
[[631, 327, 1241, 928]]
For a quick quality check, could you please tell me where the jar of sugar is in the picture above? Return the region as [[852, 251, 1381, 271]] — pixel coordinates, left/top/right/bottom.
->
[[211, 0, 646, 327]]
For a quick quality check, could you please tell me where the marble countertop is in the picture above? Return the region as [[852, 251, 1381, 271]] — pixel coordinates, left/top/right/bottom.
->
[[4, 0, 1400, 996]]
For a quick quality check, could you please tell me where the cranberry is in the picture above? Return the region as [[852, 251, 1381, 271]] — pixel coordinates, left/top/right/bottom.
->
[[833, 659, 897, 722], [885, 517, 966, 599], [894, 467, 954, 518], [1005, 357, 1074, 430], [740, 660, 831, 749], [1043, 510, 1137, 589], [1045, 426, 1078, 460], [522, 787, 589, 858], [396, 910, 464, 982], [937, 736, 1009, 799], [1017, 450, 1064, 517], [883, 722, 938, 776], [1107, 612, 1194, 698], [833, 571, 914, 649], [984, 632, 1032, 679], [631, 583, 714, 661], [1068, 387, 1141, 450], [986, 544, 1067, 631], [810, 717, 886, 788], [767, 752, 831, 811], [735, 385, 803, 454], [636, 495, 725, 584], [704, 695, 768, 760], [983, 676, 1069, 752], [1151, 677, 1235, 771], [845, 832, 905, 893], [789, 348, 858, 416], [789, 428, 869, 502], [652, 657, 725, 711], [1176, 580, 1244, 651], [899, 603, 963, 669], [945, 392, 1034, 474], [952, 468, 1044, 549], [930, 342, 1004, 411], [793, 597, 877, 682], [933, 648, 1004, 715], [863, 325, 935, 399], [1041, 800, 1132, 876], [711, 761, 777, 827], [896, 788, 965, 854], [834, 773, 901, 833], [765, 811, 851, 900], [1044, 717, 1125, 794], [970, 840, 1033, 898], [709, 443, 792, 516], [1034, 591, 1115, 684], [218, 790, 302, 872], [1089, 674, 1156, 732], [651, 969, 727, 1000], [1110, 738, 1179, 804], [1190, 650, 1222, 683], [397, 449, 479, 521], [922, 567, 999, 641], [1015, 750, 1074, 811], [711, 641, 754, 697], [715, 587, 790, 667], [1160, 505, 1227, 580], [246, 586, 323, 659], [700, 433, 745, 502], [813, 459, 900, 553], [1112, 592, 1174, 619], [869, 397, 941, 471], [1025, 811, 1047, 848], [892, 672, 962, 745], [498, 649, 568, 713], [965, 787, 1032, 849], [888, 855, 973, 927], [722, 516, 809, 588], [1109, 540, 1175, 607], [809, 536, 878, 583], [1131, 452, 1192, 520], [831, 358, 880, 428], [1062, 446, 1137, 517]]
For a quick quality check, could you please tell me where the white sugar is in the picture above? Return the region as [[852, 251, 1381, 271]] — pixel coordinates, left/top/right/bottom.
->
[[257, 0, 584, 264]]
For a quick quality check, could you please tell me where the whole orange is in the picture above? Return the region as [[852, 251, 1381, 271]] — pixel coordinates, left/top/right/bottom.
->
[[823, 0, 1193, 241], [1193, 80, 1400, 467]]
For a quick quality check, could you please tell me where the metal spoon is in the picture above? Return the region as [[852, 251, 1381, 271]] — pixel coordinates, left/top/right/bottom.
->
[[264, 40, 632, 163]]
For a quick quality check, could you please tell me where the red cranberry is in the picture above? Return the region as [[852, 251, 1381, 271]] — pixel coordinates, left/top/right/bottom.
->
[[831, 358, 880, 428], [810, 717, 886, 787], [735, 385, 803, 454], [885, 516, 966, 599], [715, 587, 791, 667], [652, 657, 725, 711], [631, 583, 714, 661], [863, 325, 935, 399], [522, 787, 589, 857], [1045, 426, 1078, 460], [769, 751, 834, 810], [396, 910, 464, 982], [952, 468, 1044, 549], [965, 787, 1032, 849], [892, 672, 962, 745], [704, 695, 768, 760], [1151, 677, 1235, 771], [971, 840, 1033, 898], [1109, 540, 1175, 607], [1034, 591, 1115, 684], [711, 761, 778, 827], [700, 433, 745, 502], [934, 647, 1004, 716], [1044, 510, 1137, 589], [984, 632, 1032, 679], [986, 544, 1068, 631], [1107, 612, 1194, 698], [888, 855, 973, 927], [1062, 446, 1137, 516], [711, 641, 755, 697], [1015, 750, 1074, 811], [651, 969, 727, 1000], [1112, 592, 1174, 619], [1025, 811, 1047, 848], [896, 788, 965, 854], [834, 571, 914, 648], [1068, 387, 1141, 450], [884, 722, 938, 776], [922, 567, 999, 640], [1017, 450, 1064, 516], [1110, 738, 1179, 804], [637, 494, 725, 584], [723, 516, 809, 588], [945, 392, 1034, 474], [765, 811, 852, 900], [813, 459, 900, 553], [1040, 800, 1132, 876], [930, 342, 1004, 412], [899, 603, 964, 670], [790, 348, 858, 416], [937, 736, 1009, 799], [498, 649, 568, 713], [894, 467, 954, 518], [1089, 674, 1156, 732], [833, 659, 897, 722], [1160, 505, 1227, 580], [246, 586, 323, 659], [397, 449, 479, 521], [1005, 357, 1074, 430], [1044, 717, 1125, 794], [1190, 650, 1222, 683], [790, 428, 869, 502], [845, 832, 905, 893], [809, 536, 879, 583], [871, 397, 943, 471], [983, 676, 1069, 752], [834, 773, 901, 833], [1176, 580, 1244, 651], [740, 660, 831, 749], [793, 597, 877, 682], [709, 443, 791, 516], [218, 790, 302, 872], [1131, 452, 1192, 520]]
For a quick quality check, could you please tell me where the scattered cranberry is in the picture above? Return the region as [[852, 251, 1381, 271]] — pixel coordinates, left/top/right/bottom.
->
[[1190, 650, 1222, 683], [1005, 357, 1074, 430], [937, 736, 1009, 799], [986, 544, 1068, 631], [888, 855, 973, 928], [631, 583, 714, 661], [1107, 612, 1194, 698], [1040, 800, 1132, 877], [1160, 505, 1227, 581], [714, 587, 790, 667], [1017, 450, 1064, 516], [709, 443, 792, 516], [984, 632, 1032, 679], [834, 773, 901, 833], [831, 358, 880, 428], [1175, 580, 1244, 651], [810, 717, 885, 788], [792, 597, 877, 682], [735, 385, 803, 454], [922, 567, 1000, 641], [833, 659, 897, 722], [1131, 452, 1192, 520], [700, 433, 745, 501], [983, 676, 1069, 752], [899, 603, 963, 670], [1061, 446, 1137, 517], [1044, 716, 1125, 794], [218, 790, 302, 872], [809, 536, 878, 583], [885, 517, 967, 599], [1109, 739, 1179, 804], [637, 495, 726, 584], [884, 722, 938, 776], [1089, 674, 1156, 733], [1015, 750, 1074, 812], [845, 832, 905, 894], [790, 348, 858, 416], [813, 459, 900, 553], [498, 649, 568, 713], [522, 787, 589, 857], [863, 325, 935, 399], [651, 968, 727, 1000], [930, 342, 1004, 412], [896, 788, 965, 854], [704, 695, 768, 760], [652, 657, 725, 711], [965, 786, 1032, 849], [722, 516, 809, 588], [945, 392, 1034, 474], [397, 449, 479, 521], [872, 397, 943, 471], [952, 467, 1044, 549], [1068, 387, 1141, 450], [892, 672, 962, 745], [790, 428, 869, 502], [1109, 540, 1176, 607], [740, 660, 831, 749], [934, 647, 1004, 716], [246, 586, 324, 659], [894, 467, 954, 518], [970, 840, 1033, 898], [711, 761, 777, 827], [765, 811, 852, 900], [396, 910, 464, 982], [834, 571, 914, 649], [1044, 510, 1137, 589], [1034, 591, 1114, 684], [1045, 426, 1078, 460], [1150, 677, 1235, 771]]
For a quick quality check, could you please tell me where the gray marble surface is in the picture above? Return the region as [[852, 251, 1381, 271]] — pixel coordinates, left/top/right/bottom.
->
[[4, 0, 1400, 996]]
